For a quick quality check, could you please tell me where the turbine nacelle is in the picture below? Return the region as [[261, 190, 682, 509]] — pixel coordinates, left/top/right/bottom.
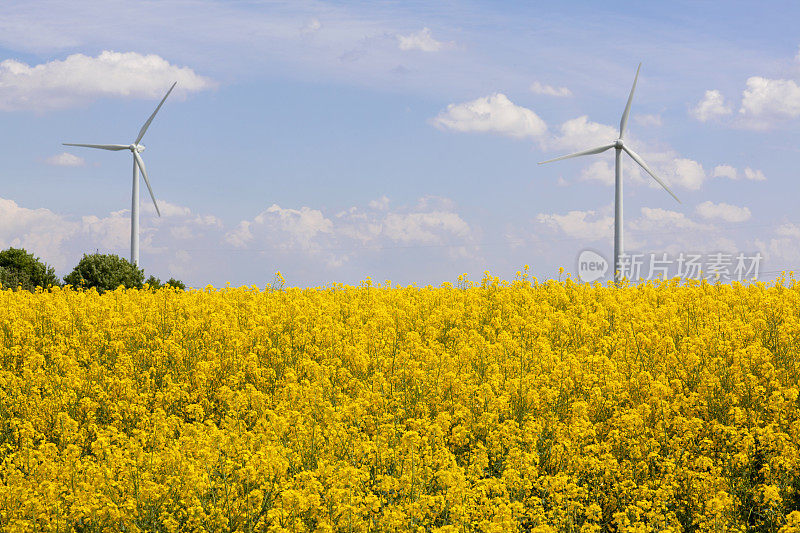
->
[[130, 144, 145, 153]]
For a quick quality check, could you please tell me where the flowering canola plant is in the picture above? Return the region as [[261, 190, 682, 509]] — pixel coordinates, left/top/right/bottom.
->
[[1, 271, 800, 532]]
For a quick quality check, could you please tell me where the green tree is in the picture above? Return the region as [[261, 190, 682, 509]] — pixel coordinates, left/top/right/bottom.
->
[[0, 247, 60, 291], [145, 275, 185, 291], [63, 253, 144, 293], [165, 278, 186, 290]]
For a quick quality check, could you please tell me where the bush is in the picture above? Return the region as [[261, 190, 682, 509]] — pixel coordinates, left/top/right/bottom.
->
[[63, 253, 144, 293], [0, 247, 60, 291]]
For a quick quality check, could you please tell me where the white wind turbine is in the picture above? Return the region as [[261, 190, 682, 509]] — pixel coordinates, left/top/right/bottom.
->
[[64, 81, 177, 267], [539, 64, 680, 282]]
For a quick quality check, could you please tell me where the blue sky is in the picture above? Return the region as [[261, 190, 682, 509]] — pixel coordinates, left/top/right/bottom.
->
[[1, 0, 799, 287]]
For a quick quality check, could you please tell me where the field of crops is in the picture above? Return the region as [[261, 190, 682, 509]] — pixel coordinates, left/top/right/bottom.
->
[[1, 273, 800, 532]]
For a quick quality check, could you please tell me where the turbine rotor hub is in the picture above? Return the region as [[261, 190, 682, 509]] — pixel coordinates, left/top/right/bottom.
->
[[130, 144, 145, 152], [614, 139, 624, 149]]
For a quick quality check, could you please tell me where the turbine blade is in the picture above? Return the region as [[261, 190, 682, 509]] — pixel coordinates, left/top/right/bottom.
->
[[133, 151, 161, 217], [135, 81, 177, 145], [622, 145, 681, 203], [62, 143, 129, 151], [538, 144, 615, 164], [619, 63, 641, 139]]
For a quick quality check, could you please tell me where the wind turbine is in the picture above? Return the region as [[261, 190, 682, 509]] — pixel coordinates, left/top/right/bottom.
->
[[539, 64, 680, 282], [64, 81, 177, 267]]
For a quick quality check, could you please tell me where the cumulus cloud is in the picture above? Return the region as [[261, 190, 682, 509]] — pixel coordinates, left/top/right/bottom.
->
[[431, 94, 547, 139], [0, 195, 224, 276], [711, 164, 766, 181], [549, 115, 617, 152], [533, 205, 735, 263], [0, 51, 215, 111], [580, 161, 616, 186], [436, 98, 730, 194], [397, 28, 453, 52], [755, 222, 800, 266], [578, 157, 647, 187], [637, 207, 700, 228], [536, 210, 613, 241], [142, 200, 192, 217], [383, 211, 469, 244], [225, 196, 474, 267], [712, 164, 738, 180], [368, 195, 390, 210], [739, 77, 800, 124], [45, 152, 85, 167], [667, 158, 706, 190], [529, 81, 571, 97], [777, 222, 800, 238], [0, 197, 78, 268], [226, 205, 333, 251], [743, 167, 767, 181], [691, 90, 732, 122], [695, 201, 752, 222]]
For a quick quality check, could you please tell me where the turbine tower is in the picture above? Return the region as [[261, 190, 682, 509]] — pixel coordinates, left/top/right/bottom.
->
[[64, 81, 177, 267], [539, 64, 680, 282]]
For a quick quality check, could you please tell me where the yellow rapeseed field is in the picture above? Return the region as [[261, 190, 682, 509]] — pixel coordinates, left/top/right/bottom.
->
[[1, 271, 800, 532]]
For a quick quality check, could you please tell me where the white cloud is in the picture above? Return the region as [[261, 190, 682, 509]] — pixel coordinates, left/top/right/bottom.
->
[[226, 196, 474, 267], [431, 94, 547, 139], [0, 195, 224, 276], [691, 90, 732, 121], [536, 210, 613, 241], [755, 223, 800, 266], [143, 199, 192, 217], [529, 81, 571, 97], [711, 164, 766, 181], [542, 115, 708, 193], [368, 195, 390, 210], [534, 205, 727, 257], [668, 158, 706, 190], [744, 167, 767, 181], [634, 114, 662, 127], [739, 76, 800, 124], [80, 210, 131, 251], [695, 201, 752, 222], [638, 207, 699, 228], [260, 205, 333, 250], [712, 164, 738, 180], [0, 197, 78, 269], [0, 51, 215, 111], [383, 211, 469, 243], [578, 158, 647, 187], [580, 160, 615, 186], [549, 115, 617, 151], [397, 28, 453, 52], [45, 152, 85, 167], [225, 221, 253, 248], [776, 222, 800, 238]]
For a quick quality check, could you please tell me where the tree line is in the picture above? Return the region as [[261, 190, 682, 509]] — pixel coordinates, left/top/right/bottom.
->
[[0, 248, 185, 293]]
